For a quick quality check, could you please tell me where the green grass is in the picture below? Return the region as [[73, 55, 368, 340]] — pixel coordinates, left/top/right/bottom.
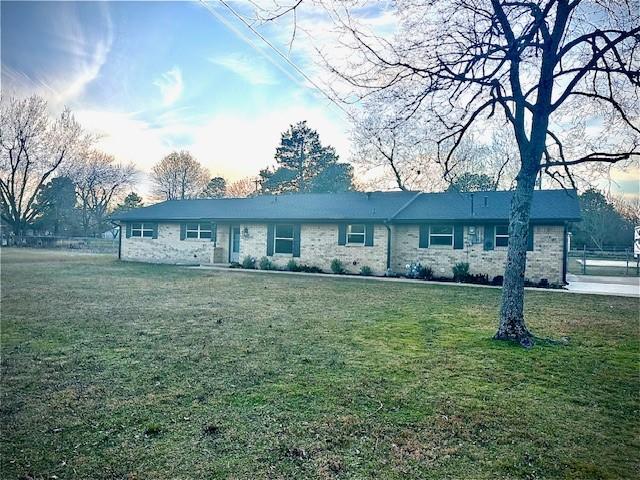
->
[[568, 257, 640, 277], [1, 249, 639, 479]]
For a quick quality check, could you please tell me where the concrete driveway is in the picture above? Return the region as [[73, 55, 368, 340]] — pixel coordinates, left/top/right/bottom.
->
[[566, 274, 640, 298]]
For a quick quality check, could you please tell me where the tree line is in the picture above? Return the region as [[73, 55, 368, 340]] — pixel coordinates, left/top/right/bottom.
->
[[149, 121, 356, 201], [0, 95, 137, 239]]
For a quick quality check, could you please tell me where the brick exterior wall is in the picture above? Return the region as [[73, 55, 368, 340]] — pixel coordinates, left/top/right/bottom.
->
[[120, 221, 565, 284], [238, 223, 388, 274], [391, 224, 564, 284], [121, 223, 230, 264]]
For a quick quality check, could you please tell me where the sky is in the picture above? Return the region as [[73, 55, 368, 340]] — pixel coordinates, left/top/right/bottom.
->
[[1, 0, 363, 196], [1, 1, 638, 199]]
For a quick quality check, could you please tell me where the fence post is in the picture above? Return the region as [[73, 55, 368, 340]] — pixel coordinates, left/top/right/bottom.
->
[[582, 245, 586, 274], [626, 248, 629, 275]]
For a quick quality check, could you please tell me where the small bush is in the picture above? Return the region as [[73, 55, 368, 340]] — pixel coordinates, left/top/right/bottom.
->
[[538, 278, 550, 288], [287, 259, 301, 272], [301, 265, 323, 273], [330, 258, 345, 274], [491, 275, 504, 286], [417, 265, 434, 280], [241, 255, 256, 269], [452, 262, 470, 282], [467, 273, 489, 285], [360, 265, 373, 276], [259, 256, 275, 270]]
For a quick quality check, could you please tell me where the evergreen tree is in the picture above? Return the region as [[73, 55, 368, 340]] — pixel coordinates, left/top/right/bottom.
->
[[446, 173, 496, 193], [571, 188, 633, 249], [201, 177, 227, 198], [260, 121, 353, 194], [113, 192, 144, 215], [32, 177, 79, 235]]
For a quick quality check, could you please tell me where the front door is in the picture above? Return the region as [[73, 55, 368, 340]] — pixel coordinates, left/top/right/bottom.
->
[[230, 226, 240, 263]]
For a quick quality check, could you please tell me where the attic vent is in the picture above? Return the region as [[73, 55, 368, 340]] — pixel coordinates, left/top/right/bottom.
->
[[366, 192, 372, 200], [483, 196, 488, 207]]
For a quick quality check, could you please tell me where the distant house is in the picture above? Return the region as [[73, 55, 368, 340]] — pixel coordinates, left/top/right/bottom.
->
[[111, 189, 581, 285]]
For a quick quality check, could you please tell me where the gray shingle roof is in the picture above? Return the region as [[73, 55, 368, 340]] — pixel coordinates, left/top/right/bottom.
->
[[112, 189, 581, 223]]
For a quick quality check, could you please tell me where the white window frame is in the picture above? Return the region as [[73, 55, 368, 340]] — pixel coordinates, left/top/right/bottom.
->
[[495, 224, 509, 248], [346, 224, 366, 245], [429, 224, 453, 247], [131, 223, 154, 238], [185, 223, 212, 240], [274, 224, 294, 255]]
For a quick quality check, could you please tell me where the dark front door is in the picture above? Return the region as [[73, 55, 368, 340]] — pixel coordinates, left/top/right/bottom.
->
[[230, 226, 240, 262]]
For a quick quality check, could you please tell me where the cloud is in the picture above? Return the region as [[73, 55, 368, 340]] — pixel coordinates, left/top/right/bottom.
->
[[154, 67, 184, 106], [1, 2, 113, 109], [209, 53, 278, 85]]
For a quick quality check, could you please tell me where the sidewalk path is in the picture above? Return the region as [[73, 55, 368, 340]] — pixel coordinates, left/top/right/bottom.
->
[[565, 274, 639, 298]]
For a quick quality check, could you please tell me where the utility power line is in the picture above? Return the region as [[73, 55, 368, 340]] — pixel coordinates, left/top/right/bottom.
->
[[198, 0, 353, 118]]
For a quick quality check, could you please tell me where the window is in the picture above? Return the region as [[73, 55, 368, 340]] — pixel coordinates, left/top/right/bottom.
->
[[495, 225, 509, 247], [274, 224, 294, 254], [131, 223, 154, 238], [347, 224, 365, 245], [185, 223, 212, 240], [429, 225, 453, 246]]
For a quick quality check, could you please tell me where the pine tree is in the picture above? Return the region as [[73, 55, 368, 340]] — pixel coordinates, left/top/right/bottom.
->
[[260, 121, 353, 194]]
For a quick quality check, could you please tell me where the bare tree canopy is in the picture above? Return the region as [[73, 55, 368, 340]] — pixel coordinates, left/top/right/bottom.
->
[[151, 151, 209, 201], [226, 177, 258, 197], [65, 150, 137, 236], [0, 95, 92, 236], [260, 0, 639, 344]]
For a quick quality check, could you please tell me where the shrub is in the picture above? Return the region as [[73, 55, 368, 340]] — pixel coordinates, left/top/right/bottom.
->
[[417, 265, 434, 280], [301, 265, 323, 273], [241, 255, 256, 269], [360, 265, 373, 276], [287, 259, 301, 272], [259, 256, 275, 270], [538, 278, 550, 288], [491, 275, 504, 286], [405, 261, 422, 278], [467, 273, 489, 285], [452, 262, 470, 282], [330, 258, 345, 274]]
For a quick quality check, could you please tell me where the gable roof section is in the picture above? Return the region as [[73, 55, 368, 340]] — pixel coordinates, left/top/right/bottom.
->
[[112, 189, 581, 223], [393, 189, 581, 223]]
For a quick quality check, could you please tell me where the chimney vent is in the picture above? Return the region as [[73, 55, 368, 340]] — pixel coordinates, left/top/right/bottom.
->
[[483, 196, 488, 207]]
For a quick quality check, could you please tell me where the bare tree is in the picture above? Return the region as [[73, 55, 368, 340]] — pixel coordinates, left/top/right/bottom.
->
[[263, 0, 639, 344], [66, 150, 137, 236], [226, 177, 258, 198], [151, 151, 209, 201], [0, 95, 91, 237], [610, 194, 640, 226], [351, 110, 444, 191]]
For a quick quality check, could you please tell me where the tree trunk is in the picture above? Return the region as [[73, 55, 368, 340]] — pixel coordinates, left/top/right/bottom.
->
[[495, 168, 537, 343]]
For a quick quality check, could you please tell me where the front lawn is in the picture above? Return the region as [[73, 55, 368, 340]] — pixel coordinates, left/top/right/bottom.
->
[[1, 249, 638, 479]]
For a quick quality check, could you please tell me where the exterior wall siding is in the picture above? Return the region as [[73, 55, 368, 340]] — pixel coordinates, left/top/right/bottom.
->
[[121, 222, 230, 264], [391, 224, 564, 284], [120, 221, 565, 284], [239, 223, 388, 275]]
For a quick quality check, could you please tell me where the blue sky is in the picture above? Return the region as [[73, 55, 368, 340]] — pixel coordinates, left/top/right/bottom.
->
[[2, 1, 637, 199], [1, 1, 354, 193]]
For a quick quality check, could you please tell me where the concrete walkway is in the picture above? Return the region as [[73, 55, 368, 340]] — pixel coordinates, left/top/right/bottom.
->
[[565, 274, 640, 298], [190, 265, 639, 299]]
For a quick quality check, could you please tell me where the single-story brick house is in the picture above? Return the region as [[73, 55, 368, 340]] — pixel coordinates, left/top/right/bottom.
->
[[112, 189, 581, 285]]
